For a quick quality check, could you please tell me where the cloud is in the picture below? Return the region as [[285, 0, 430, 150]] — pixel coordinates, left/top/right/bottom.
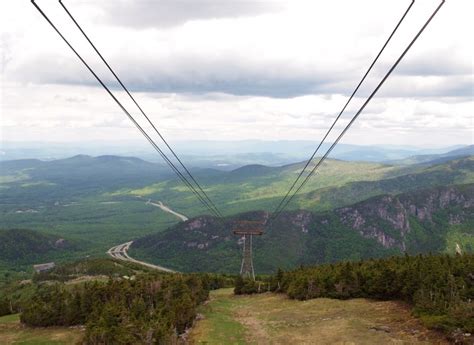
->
[[99, 0, 283, 28], [5, 0, 471, 99], [0, 0, 472, 147], [2, 82, 472, 147]]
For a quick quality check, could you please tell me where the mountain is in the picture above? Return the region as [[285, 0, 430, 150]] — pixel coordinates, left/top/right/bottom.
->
[[0, 229, 76, 265], [130, 184, 474, 274], [2, 140, 467, 164], [294, 156, 474, 211], [388, 145, 474, 165], [1, 154, 172, 185], [0, 155, 174, 205], [1, 154, 472, 262]]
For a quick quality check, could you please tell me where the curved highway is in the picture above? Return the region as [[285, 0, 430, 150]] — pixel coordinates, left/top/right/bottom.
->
[[107, 199, 188, 273], [107, 241, 176, 273]]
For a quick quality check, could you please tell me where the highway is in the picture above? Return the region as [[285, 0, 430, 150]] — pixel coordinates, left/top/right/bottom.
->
[[107, 199, 188, 273], [107, 241, 176, 273], [146, 199, 188, 221]]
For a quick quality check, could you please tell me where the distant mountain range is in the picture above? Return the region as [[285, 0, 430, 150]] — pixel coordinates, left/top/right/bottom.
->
[[1, 141, 469, 167], [2, 152, 472, 215], [387, 145, 474, 165]]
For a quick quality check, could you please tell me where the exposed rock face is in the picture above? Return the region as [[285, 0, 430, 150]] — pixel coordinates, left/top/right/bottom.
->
[[54, 238, 67, 248], [132, 184, 473, 273], [291, 211, 313, 233], [185, 217, 213, 231], [404, 187, 473, 222], [337, 186, 473, 250], [177, 186, 472, 252]]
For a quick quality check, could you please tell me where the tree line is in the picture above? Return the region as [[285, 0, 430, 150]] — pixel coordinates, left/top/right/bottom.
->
[[236, 254, 473, 336], [20, 272, 231, 344]]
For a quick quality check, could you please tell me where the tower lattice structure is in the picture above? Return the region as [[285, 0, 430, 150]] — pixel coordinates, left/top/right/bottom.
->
[[233, 220, 264, 280]]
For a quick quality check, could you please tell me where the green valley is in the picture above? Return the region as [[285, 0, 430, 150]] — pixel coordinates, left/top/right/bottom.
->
[[1, 154, 473, 275]]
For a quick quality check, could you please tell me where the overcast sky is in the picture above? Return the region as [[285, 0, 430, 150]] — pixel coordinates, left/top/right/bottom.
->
[[0, 0, 472, 147]]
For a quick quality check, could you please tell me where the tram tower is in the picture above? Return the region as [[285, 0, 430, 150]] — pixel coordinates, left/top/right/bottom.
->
[[233, 220, 264, 280]]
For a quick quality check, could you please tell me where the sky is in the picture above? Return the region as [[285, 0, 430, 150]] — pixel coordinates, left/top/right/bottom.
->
[[0, 0, 472, 148]]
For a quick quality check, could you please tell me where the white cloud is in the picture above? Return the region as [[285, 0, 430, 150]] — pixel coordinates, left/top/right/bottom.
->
[[2, 82, 472, 147], [99, 0, 284, 28], [0, 0, 472, 147]]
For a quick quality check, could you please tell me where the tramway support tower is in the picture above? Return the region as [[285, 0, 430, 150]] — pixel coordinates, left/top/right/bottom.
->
[[233, 220, 264, 280]]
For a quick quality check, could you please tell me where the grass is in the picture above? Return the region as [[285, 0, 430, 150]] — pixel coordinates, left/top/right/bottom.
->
[[189, 289, 448, 345], [0, 314, 83, 345], [0, 314, 20, 324], [190, 288, 249, 344]]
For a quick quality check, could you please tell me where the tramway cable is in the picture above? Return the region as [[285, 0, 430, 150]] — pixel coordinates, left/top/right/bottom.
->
[[31, 0, 224, 221], [58, 0, 224, 219], [270, 0, 415, 220], [268, 0, 446, 227]]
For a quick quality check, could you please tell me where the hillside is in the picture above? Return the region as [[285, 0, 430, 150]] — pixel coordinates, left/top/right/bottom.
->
[[0, 155, 174, 204], [1, 155, 472, 263], [130, 184, 474, 273], [0, 229, 76, 265], [295, 156, 474, 210]]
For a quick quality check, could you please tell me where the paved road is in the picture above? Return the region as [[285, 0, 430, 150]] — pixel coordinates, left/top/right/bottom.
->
[[107, 199, 187, 273], [107, 241, 176, 273], [146, 199, 188, 221]]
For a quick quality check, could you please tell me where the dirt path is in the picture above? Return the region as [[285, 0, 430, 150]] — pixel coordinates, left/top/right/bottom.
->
[[189, 288, 448, 345]]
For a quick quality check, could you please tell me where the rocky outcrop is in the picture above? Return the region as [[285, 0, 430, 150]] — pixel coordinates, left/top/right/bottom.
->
[[291, 210, 313, 233], [132, 184, 473, 273], [337, 185, 473, 250]]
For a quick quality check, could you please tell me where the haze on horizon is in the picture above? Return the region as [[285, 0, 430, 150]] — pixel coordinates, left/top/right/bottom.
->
[[1, 0, 472, 148]]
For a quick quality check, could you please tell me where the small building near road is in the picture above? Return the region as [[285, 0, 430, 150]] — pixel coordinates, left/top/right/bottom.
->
[[33, 262, 55, 273]]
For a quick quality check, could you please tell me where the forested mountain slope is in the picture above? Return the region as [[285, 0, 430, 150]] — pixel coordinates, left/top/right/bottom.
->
[[1, 155, 472, 261], [0, 229, 76, 265], [131, 184, 474, 273]]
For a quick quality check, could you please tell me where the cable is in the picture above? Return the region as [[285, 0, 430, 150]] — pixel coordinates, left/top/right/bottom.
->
[[58, 0, 224, 219], [268, 0, 445, 226], [31, 0, 224, 221], [271, 0, 415, 220]]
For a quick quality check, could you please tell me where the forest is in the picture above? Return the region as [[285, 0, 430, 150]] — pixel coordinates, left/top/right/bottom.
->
[[8, 272, 231, 344]]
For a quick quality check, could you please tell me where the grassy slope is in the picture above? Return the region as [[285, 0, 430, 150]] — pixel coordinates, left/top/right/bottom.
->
[[0, 314, 83, 345], [189, 289, 447, 345]]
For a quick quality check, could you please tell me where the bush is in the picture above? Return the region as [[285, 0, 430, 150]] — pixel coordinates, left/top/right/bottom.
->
[[0, 297, 11, 317]]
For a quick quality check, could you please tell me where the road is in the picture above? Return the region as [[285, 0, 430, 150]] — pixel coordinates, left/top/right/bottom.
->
[[146, 199, 188, 221], [107, 241, 176, 273], [107, 199, 187, 273]]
